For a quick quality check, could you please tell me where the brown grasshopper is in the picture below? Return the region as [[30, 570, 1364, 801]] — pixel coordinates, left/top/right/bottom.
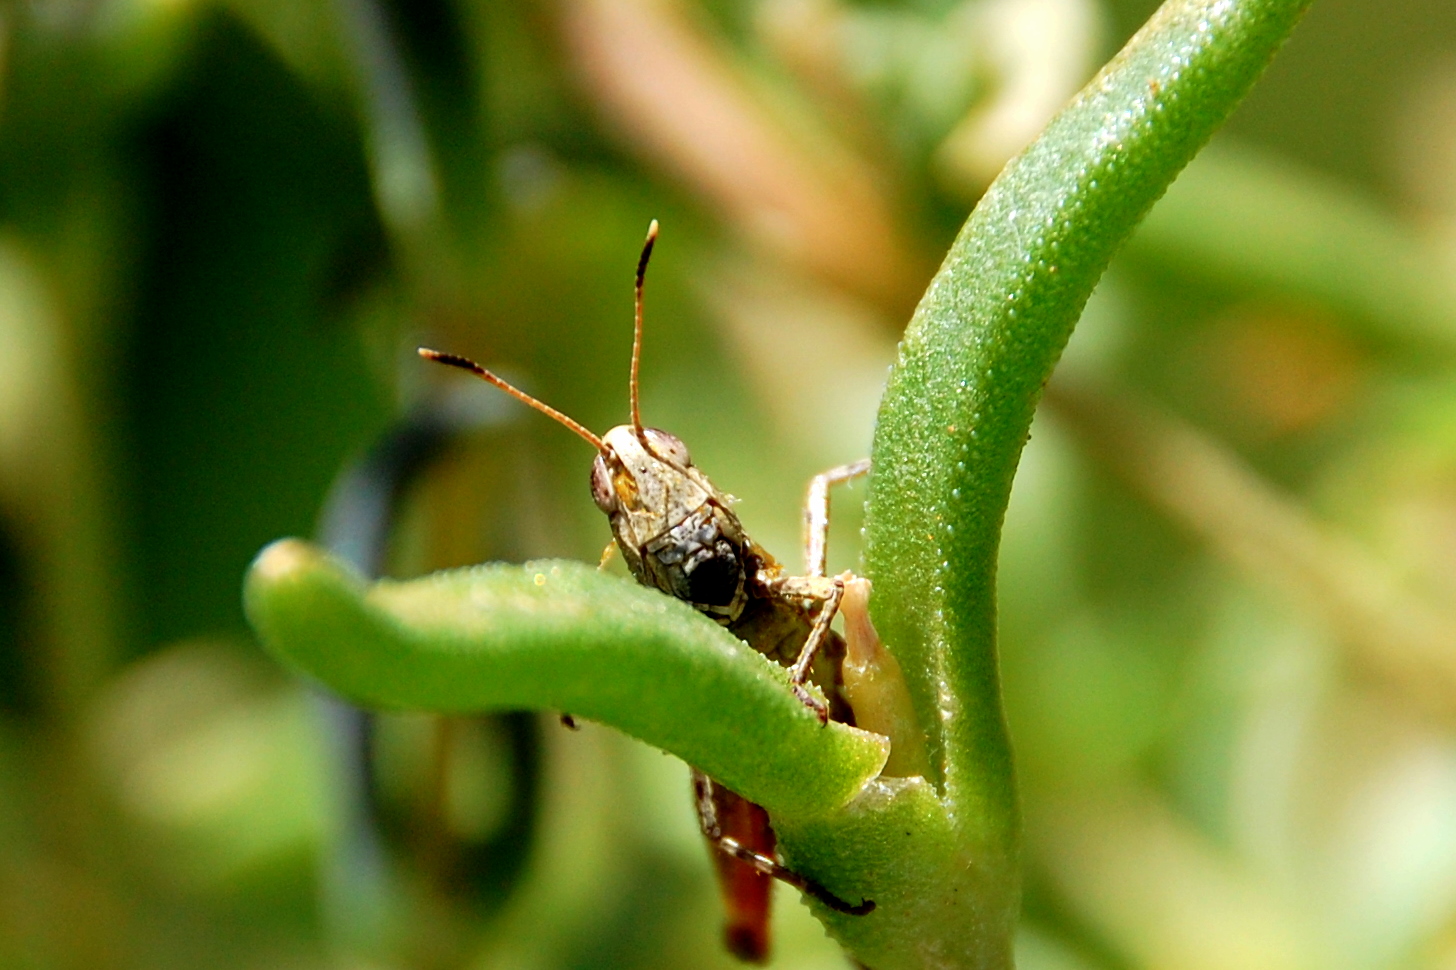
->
[[420, 220, 873, 962]]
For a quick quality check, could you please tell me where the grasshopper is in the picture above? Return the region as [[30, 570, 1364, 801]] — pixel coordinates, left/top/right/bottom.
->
[[420, 220, 873, 962]]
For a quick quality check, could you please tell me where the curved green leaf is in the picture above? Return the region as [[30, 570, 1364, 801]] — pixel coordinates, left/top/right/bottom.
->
[[244, 539, 888, 818]]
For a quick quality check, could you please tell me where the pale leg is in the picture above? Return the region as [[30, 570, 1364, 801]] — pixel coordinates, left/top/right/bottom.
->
[[779, 459, 870, 720], [765, 573, 845, 722], [803, 459, 871, 578]]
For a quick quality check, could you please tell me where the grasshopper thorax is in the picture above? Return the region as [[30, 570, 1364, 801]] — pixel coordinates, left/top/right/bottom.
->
[[591, 426, 750, 622]]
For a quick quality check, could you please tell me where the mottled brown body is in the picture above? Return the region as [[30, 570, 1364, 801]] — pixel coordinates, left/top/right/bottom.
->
[[589, 424, 870, 960], [590, 426, 853, 723]]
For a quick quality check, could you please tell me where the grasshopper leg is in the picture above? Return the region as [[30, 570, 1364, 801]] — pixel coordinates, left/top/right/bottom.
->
[[760, 573, 844, 722], [597, 540, 619, 570], [694, 770, 875, 920], [773, 459, 870, 722], [788, 578, 843, 722], [803, 458, 871, 579]]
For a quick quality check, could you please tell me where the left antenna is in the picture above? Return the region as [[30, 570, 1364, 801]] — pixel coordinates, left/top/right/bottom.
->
[[418, 348, 605, 452]]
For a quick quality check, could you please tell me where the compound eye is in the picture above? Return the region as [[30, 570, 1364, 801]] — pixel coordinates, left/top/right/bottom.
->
[[589, 456, 616, 513], [685, 547, 741, 607], [643, 428, 691, 466]]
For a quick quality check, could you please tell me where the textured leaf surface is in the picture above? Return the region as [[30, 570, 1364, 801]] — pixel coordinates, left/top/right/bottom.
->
[[245, 539, 888, 818]]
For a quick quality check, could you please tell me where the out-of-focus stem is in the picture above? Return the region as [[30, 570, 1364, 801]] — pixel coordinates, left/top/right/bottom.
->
[[557, 0, 927, 314], [1032, 782, 1320, 970], [1046, 380, 1456, 721]]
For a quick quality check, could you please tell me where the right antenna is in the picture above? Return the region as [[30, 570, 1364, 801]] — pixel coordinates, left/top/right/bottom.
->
[[630, 219, 659, 438]]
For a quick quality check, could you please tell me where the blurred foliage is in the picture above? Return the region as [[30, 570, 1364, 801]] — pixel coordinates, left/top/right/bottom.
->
[[2, 0, 1456, 968]]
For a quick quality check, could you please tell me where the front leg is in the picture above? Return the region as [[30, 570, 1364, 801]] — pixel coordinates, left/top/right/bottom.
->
[[762, 573, 845, 723]]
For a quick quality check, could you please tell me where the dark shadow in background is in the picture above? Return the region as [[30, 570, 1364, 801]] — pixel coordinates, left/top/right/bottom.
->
[[124, 11, 391, 655]]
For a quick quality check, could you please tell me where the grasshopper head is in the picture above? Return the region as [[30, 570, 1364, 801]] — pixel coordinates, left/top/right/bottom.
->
[[592, 425, 748, 617], [421, 223, 749, 616]]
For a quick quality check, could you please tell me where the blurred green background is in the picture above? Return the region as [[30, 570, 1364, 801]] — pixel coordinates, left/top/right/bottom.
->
[[3, 0, 1456, 967]]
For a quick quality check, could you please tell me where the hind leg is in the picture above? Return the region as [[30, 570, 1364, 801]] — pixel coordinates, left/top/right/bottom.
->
[[693, 771, 875, 922]]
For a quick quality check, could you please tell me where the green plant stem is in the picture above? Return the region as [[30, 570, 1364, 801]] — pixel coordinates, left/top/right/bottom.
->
[[857, 0, 1312, 959]]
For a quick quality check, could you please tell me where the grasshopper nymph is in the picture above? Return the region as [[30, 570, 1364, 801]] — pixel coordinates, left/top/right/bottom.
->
[[420, 220, 873, 962]]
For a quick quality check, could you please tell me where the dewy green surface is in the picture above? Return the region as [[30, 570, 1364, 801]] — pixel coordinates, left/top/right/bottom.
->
[[245, 0, 1312, 964], [853, 0, 1312, 964]]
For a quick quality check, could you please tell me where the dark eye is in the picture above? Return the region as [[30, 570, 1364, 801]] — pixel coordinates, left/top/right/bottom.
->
[[685, 546, 740, 606], [589, 456, 616, 513], [644, 428, 691, 466]]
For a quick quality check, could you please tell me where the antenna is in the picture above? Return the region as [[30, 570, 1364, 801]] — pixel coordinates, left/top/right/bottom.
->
[[630, 219, 659, 437], [418, 348, 606, 452]]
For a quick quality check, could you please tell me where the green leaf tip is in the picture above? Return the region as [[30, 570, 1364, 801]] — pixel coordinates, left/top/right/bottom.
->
[[244, 539, 888, 818]]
